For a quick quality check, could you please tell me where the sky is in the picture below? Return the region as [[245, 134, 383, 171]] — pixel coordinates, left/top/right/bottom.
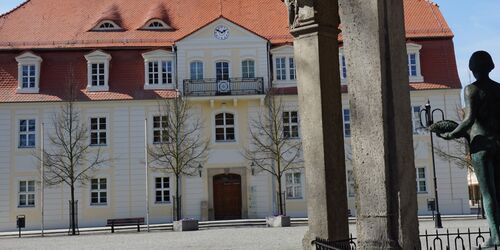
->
[[1, 0, 500, 87]]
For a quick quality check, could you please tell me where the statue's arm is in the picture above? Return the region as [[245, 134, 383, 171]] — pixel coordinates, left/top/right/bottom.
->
[[444, 85, 478, 139]]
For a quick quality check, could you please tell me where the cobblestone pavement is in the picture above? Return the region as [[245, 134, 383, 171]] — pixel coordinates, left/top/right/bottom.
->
[[0, 218, 489, 250]]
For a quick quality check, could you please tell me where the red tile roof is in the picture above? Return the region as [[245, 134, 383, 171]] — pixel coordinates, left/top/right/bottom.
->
[[0, 0, 452, 49]]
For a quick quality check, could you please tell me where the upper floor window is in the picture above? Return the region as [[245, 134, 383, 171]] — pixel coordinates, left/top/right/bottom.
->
[[343, 109, 351, 138], [190, 61, 204, 80], [289, 58, 296, 80], [285, 171, 302, 199], [91, 178, 107, 205], [15, 52, 42, 93], [142, 50, 175, 90], [143, 19, 171, 30], [216, 61, 230, 81], [416, 167, 427, 193], [90, 117, 107, 146], [215, 112, 235, 142], [155, 177, 171, 203], [19, 119, 36, 148], [274, 56, 296, 82], [406, 43, 424, 82], [347, 170, 355, 197], [283, 111, 299, 139], [340, 54, 347, 81], [93, 20, 122, 31], [19, 180, 35, 207], [153, 115, 168, 143], [275, 57, 287, 81], [241, 59, 255, 79], [85, 51, 111, 92]]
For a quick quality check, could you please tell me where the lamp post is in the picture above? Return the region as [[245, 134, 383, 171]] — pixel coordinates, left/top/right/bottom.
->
[[197, 164, 203, 178], [419, 100, 444, 228]]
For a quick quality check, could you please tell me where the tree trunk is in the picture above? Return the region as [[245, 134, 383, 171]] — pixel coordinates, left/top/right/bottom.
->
[[277, 177, 284, 215], [175, 175, 181, 221], [70, 184, 76, 235]]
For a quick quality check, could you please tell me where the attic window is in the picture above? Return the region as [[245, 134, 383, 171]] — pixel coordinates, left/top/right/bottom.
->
[[94, 20, 121, 31], [143, 19, 170, 30]]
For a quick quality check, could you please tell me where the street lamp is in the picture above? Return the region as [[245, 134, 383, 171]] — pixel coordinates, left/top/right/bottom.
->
[[419, 100, 444, 229], [250, 162, 256, 176], [197, 163, 203, 177]]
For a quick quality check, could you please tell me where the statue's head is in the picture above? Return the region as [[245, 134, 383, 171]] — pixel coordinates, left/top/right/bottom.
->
[[469, 51, 495, 78]]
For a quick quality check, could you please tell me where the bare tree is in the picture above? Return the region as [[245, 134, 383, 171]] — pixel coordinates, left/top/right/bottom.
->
[[36, 71, 108, 235], [148, 96, 209, 221], [244, 95, 302, 215]]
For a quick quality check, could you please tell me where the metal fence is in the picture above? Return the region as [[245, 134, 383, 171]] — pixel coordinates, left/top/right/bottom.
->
[[314, 228, 497, 250]]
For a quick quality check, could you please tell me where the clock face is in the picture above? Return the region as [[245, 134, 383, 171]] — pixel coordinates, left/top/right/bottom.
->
[[214, 25, 229, 40]]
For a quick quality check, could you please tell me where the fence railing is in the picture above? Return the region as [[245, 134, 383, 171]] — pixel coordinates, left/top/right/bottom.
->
[[183, 77, 265, 97], [314, 228, 497, 250]]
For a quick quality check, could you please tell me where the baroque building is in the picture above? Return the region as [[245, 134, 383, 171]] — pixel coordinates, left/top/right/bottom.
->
[[0, 0, 468, 231]]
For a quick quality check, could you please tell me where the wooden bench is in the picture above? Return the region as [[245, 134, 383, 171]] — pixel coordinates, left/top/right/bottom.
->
[[106, 217, 144, 233]]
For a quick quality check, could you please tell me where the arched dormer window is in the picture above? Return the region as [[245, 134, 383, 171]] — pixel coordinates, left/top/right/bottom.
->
[[215, 112, 235, 142], [143, 19, 171, 30], [93, 20, 122, 31]]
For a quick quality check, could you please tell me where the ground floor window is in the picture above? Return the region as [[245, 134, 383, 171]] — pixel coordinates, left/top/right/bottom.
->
[[19, 180, 35, 207], [416, 167, 427, 193], [91, 178, 107, 205], [285, 172, 302, 199], [347, 170, 355, 197], [155, 177, 170, 203]]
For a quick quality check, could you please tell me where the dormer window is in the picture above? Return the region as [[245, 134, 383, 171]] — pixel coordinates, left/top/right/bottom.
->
[[143, 19, 171, 30], [85, 51, 112, 92], [93, 20, 122, 31], [407, 43, 424, 82], [15, 52, 42, 94], [142, 50, 176, 90]]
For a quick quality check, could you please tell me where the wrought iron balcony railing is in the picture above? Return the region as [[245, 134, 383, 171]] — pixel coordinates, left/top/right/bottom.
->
[[183, 77, 265, 97]]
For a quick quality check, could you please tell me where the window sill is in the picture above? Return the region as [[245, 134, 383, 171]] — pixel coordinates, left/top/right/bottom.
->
[[409, 76, 424, 83], [90, 203, 108, 206], [154, 202, 172, 205], [417, 191, 428, 194], [214, 140, 237, 144], [18, 205, 35, 208], [87, 86, 109, 92], [286, 197, 304, 201], [89, 144, 107, 147], [144, 84, 174, 90], [16, 87, 40, 94], [18, 146, 35, 149]]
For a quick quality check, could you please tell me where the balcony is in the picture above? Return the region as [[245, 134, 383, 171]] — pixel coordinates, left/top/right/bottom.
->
[[183, 78, 265, 97]]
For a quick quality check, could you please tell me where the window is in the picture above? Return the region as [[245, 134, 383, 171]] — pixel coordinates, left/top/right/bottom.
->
[[343, 109, 351, 138], [16, 52, 42, 93], [340, 55, 347, 80], [215, 113, 235, 142], [19, 180, 35, 207], [190, 61, 204, 80], [285, 172, 302, 199], [153, 116, 168, 143], [241, 60, 255, 78], [283, 111, 299, 138], [406, 43, 424, 82], [289, 57, 296, 80], [155, 177, 170, 203], [148, 61, 173, 85], [85, 51, 111, 91], [275, 57, 287, 81], [412, 106, 422, 134], [347, 170, 355, 197], [91, 178, 107, 205], [19, 119, 36, 148], [142, 50, 176, 90], [216, 61, 230, 81], [90, 117, 107, 146], [93, 20, 121, 31], [143, 19, 171, 30], [416, 167, 427, 193]]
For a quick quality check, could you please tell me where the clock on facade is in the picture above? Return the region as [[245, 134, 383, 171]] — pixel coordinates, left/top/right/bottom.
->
[[214, 25, 229, 40]]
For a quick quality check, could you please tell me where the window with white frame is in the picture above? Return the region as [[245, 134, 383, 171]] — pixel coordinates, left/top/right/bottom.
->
[[155, 177, 170, 203], [91, 178, 107, 205], [275, 57, 287, 81], [90, 117, 107, 146], [16, 52, 42, 93], [215, 113, 235, 142], [19, 119, 36, 148], [190, 61, 204, 80], [347, 170, 355, 197], [142, 50, 175, 89], [241, 59, 255, 78], [216, 61, 230, 81], [283, 111, 299, 138], [412, 106, 423, 134], [153, 115, 168, 143], [343, 109, 351, 138], [143, 19, 171, 30], [289, 57, 296, 80], [416, 167, 427, 193], [19, 180, 35, 207], [285, 172, 302, 199], [406, 43, 424, 82], [85, 51, 111, 91], [340, 54, 347, 81], [93, 20, 122, 31]]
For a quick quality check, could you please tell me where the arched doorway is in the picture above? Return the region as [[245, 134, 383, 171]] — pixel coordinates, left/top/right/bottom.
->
[[213, 174, 242, 220]]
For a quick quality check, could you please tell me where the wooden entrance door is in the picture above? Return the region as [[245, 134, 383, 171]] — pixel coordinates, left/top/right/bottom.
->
[[213, 174, 242, 220]]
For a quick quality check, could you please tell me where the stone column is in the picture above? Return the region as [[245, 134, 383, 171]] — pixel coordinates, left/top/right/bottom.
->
[[339, 0, 420, 249], [288, 1, 349, 248]]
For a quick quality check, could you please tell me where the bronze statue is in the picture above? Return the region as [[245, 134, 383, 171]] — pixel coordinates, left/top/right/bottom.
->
[[438, 51, 500, 248]]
